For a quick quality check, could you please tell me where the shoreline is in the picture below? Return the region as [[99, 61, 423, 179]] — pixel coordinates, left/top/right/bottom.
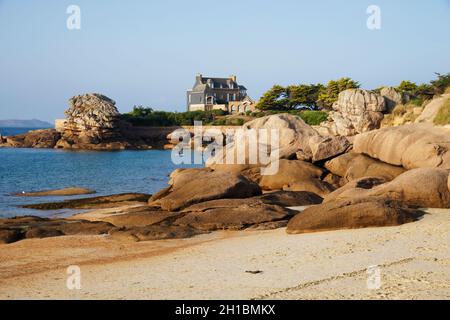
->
[[1, 208, 449, 300]]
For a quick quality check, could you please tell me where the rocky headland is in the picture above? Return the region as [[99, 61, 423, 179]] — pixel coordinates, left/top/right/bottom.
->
[[0, 93, 162, 150], [1, 88, 450, 299], [1, 89, 450, 244]]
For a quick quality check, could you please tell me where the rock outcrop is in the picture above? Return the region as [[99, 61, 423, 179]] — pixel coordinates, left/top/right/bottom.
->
[[286, 198, 422, 234], [320, 89, 386, 136], [0, 216, 113, 244], [323, 177, 387, 203], [256, 191, 323, 207], [353, 124, 450, 169], [380, 87, 409, 112], [324, 153, 406, 184], [415, 94, 450, 124], [1, 129, 61, 148], [109, 225, 204, 242], [206, 114, 321, 171], [55, 93, 149, 150], [324, 168, 450, 208], [307, 135, 352, 162], [150, 168, 262, 211], [15, 187, 95, 197], [175, 198, 295, 231], [258, 160, 335, 196], [0, 94, 155, 150]]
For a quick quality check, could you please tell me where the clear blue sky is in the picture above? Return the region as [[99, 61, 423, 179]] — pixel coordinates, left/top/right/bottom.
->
[[1, 0, 449, 122]]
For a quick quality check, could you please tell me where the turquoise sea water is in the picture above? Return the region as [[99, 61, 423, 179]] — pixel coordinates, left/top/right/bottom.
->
[[0, 128, 201, 217]]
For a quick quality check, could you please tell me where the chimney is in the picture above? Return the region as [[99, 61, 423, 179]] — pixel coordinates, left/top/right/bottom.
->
[[230, 75, 237, 82]]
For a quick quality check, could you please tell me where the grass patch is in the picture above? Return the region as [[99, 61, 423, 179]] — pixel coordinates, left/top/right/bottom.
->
[[408, 97, 424, 107], [434, 98, 450, 125], [392, 104, 407, 116]]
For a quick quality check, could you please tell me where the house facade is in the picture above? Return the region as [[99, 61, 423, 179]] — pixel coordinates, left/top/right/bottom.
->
[[186, 74, 256, 113]]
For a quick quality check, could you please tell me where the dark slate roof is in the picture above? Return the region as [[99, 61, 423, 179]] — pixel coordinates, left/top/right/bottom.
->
[[191, 75, 247, 92], [202, 77, 236, 88]]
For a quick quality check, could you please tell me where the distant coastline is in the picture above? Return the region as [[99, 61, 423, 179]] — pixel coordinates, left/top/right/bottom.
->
[[0, 119, 53, 129]]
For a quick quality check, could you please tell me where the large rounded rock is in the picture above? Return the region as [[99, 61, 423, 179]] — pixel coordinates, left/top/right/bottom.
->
[[325, 153, 405, 183], [326, 168, 450, 208], [257, 191, 323, 207], [175, 198, 294, 231], [367, 168, 450, 208], [323, 153, 359, 177], [286, 198, 421, 234], [155, 169, 262, 211], [353, 124, 450, 169], [323, 177, 387, 203], [258, 160, 334, 196], [307, 135, 352, 162], [206, 114, 320, 169]]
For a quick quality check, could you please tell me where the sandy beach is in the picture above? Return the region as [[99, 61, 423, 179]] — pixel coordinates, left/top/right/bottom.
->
[[1, 208, 449, 300]]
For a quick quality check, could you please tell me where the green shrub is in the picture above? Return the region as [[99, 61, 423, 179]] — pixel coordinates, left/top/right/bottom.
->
[[397, 81, 418, 94], [122, 106, 221, 126], [211, 109, 227, 116], [251, 111, 266, 118], [317, 78, 360, 110], [431, 73, 450, 94], [298, 110, 329, 125], [434, 98, 450, 125]]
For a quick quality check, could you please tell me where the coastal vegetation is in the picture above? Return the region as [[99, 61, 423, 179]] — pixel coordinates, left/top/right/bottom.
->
[[122, 105, 326, 127], [434, 98, 450, 125], [255, 78, 360, 111], [120, 73, 450, 129], [256, 72, 450, 112], [122, 106, 228, 126]]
